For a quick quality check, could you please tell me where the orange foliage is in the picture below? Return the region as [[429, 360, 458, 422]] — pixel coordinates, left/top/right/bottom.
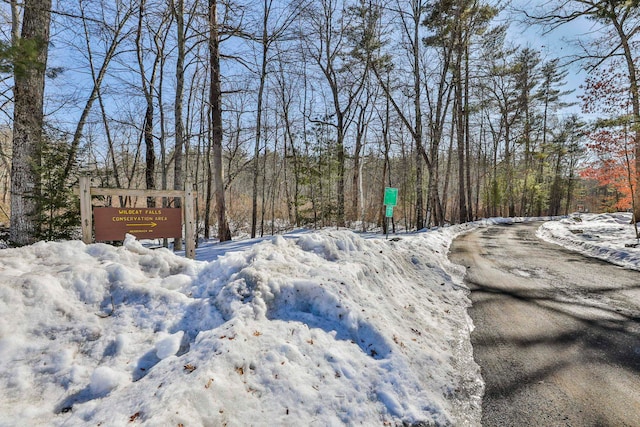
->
[[580, 60, 636, 211], [580, 128, 636, 211]]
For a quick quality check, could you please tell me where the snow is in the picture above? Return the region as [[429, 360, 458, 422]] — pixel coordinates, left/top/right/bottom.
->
[[0, 227, 480, 426], [537, 212, 640, 271], [0, 213, 637, 426]]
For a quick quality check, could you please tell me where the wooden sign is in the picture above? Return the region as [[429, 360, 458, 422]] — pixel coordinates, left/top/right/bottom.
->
[[93, 207, 182, 241]]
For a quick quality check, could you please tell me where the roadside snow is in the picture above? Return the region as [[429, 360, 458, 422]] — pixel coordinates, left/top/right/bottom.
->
[[537, 212, 640, 271], [0, 228, 483, 426]]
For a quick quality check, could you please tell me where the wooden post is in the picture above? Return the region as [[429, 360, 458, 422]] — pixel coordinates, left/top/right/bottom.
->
[[79, 176, 92, 244], [184, 181, 196, 259]]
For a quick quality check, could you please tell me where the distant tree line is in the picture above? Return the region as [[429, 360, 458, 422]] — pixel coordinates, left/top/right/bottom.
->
[[0, 0, 638, 246]]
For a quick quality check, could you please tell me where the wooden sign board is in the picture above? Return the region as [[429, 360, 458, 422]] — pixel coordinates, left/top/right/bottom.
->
[[93, 207, 182, 241]]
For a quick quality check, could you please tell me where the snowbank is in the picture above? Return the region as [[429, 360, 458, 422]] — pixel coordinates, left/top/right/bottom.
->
[[0, 229, 483, 426], [537, 212, 640, 271]]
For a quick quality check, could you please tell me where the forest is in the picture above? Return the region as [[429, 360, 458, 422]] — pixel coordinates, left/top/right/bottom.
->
[[1, 0, 639, 246]]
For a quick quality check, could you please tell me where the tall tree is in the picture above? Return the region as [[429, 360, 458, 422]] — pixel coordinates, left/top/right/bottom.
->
[[135, 0, 172, 207], [422, 6, 455, 226], [172, 0, 186, 250], [209, 0, 231, 241], [482, 32, 522, 217], [530, 0, 640, 222], [535, 58, 572, 215], [424, 0, 497, 222], [514, 47, 541, 214], [251, 0, 298, 238], [10, 0, 52, 245], [549, 115, 584, 216], [303, 0, 370, 227], [371, 0, 427, 230], [346, 0, 379, 224]]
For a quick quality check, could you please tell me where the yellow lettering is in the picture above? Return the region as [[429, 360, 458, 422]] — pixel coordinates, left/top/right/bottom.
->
[[144, 209, 161, 215], [154, 216, 167, 221], [118, 209, 141, 215]]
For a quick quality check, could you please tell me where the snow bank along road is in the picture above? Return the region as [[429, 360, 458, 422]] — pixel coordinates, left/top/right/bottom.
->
[[449, 222, 640, 426]]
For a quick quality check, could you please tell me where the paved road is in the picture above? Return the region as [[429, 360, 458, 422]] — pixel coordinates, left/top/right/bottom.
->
[[449, 222, 640, 427]]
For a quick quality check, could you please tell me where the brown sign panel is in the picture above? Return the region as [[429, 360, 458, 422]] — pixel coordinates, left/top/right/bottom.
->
[[93, 207, 182, 241]]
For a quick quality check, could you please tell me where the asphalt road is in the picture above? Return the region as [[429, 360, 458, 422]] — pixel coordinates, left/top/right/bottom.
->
[[449, 222, 640, 427]]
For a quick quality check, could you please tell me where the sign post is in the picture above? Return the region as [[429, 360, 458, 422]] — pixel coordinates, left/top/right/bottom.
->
[[383, 187, 398, 239]]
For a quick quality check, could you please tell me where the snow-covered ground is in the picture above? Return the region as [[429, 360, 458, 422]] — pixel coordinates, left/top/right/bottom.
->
[[0, 213, 637, 426], [537, 212, 640, 271]]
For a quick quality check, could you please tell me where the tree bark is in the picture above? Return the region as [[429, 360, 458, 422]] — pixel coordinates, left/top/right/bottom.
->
[[10, 0, 52, 245], [173, 0, 185, 250], [251, 0, 270, 238], [209, 0, 231, 241], [136, 0, 156, 208]]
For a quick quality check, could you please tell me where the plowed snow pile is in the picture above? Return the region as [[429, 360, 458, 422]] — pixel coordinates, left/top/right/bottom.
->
[[0, 228, 482, 426]]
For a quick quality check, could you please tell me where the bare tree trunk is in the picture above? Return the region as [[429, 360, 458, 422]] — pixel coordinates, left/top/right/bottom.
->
[[260, 136, 268, 237], [455, 85, 467, 223], [10, 0, 20, 44], [464, 46, 473, 221], [136, 0, 156, 208], [379, 72, 392, 232], [412, 2, 424, 230], [10, 0, 52, 245], [426, 39, 453, 227], [613, 19, 640, 224], [442, 127, 454, 221], [277, 64, 298, 225], [453, 32, 467, 224], [505, 122, 515, 217], [352, 105, 366, 224], [209, 0, 231, 241], [270, 123, 280, 235], [97, 84, 125, 206], [172, 0, 185, 250], [204, 116, 213, 239], [251, 0, 270, 238]]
